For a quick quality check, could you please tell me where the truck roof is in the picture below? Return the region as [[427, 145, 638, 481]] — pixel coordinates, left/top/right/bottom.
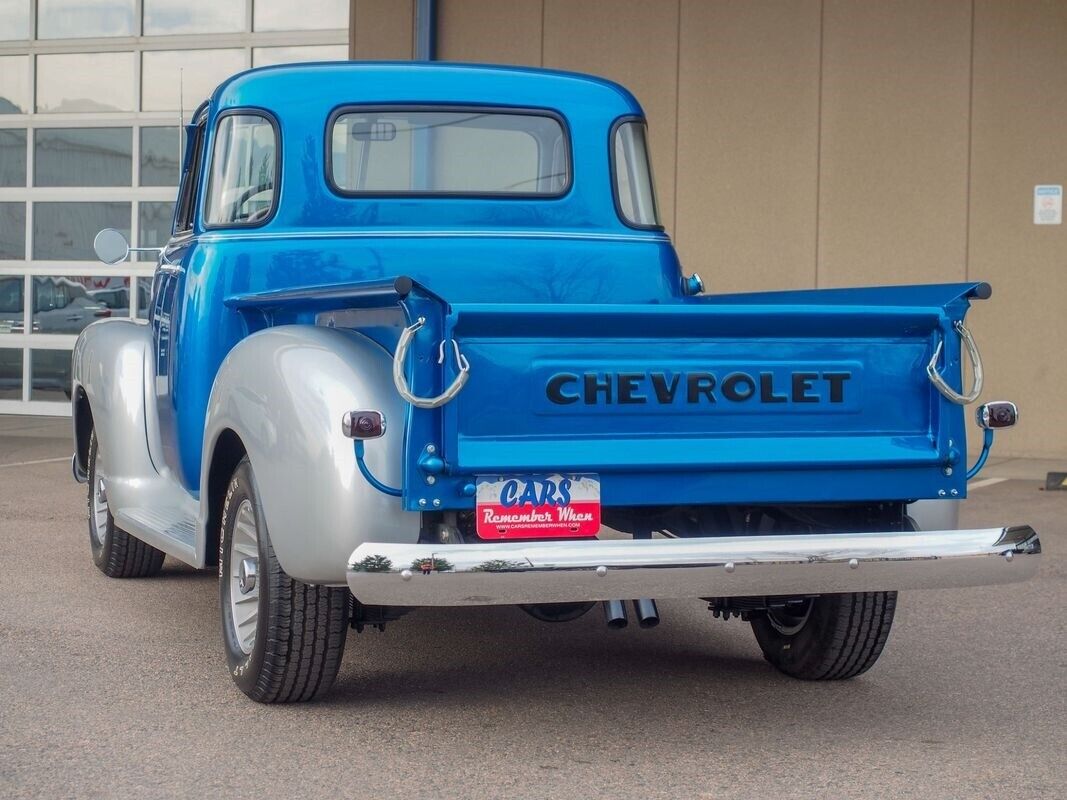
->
[[195, 61, 662, 237], [212, 61, 645, 119]]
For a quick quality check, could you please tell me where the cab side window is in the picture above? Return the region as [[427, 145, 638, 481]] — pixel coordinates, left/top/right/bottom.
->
[[204, 113, 278, 227], [174, 122, 205, 234]]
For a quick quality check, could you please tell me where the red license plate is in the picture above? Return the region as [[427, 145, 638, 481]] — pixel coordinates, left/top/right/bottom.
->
[[475, 474, 601, 539]]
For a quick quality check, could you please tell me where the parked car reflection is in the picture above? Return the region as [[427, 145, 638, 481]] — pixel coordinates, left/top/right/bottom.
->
[[0, 276, 34, 334]]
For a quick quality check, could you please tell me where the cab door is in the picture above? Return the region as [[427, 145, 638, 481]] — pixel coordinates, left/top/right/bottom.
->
[[150, 115, 205, 484]]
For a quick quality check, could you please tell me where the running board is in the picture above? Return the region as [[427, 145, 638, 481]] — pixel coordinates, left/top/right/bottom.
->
[[115, 506, 198, 564], [346, 526, 1040, 607]]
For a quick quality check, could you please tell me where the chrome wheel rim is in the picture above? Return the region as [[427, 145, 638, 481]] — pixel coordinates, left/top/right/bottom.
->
[[767, 598, 814, 636], [90, 452, 109, 547], [228, 499, 260, 655]]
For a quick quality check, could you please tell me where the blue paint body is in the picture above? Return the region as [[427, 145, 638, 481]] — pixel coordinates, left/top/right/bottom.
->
[[156, 62, 986, 511]]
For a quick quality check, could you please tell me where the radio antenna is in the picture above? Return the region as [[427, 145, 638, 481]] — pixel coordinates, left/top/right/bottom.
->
[[178, 68, 184, 161]]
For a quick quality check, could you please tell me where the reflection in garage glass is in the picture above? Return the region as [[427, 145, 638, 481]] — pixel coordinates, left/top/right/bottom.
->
[[254, 0, 347, 32], [0, 55, 29, 114], [0, 275, 24, 334], [33, 202, 130, 261], [35, 52, 136, 113], [139, 127, 181, 186], [0, 129, 26, 186], [138, 201, 175, 260], [136, 277, 151, 320], [0, 1, 31, 40], [0, 203, 25, 259], [141, 49, 245, 112], [34, 128, 132, 187], [30, 349, 71, 401], [143, 0, 245, 36], [251, 44, 348, 67], [0, 348, 21, 400], [36, 0, 136, 39], [32, 276, 126, 334]]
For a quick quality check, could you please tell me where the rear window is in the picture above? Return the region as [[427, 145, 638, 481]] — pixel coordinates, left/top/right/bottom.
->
[[328, 108, 569, 197]]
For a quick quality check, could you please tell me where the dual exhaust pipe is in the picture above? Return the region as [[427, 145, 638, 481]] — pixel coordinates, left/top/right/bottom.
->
[[602, 598, 659, 629]]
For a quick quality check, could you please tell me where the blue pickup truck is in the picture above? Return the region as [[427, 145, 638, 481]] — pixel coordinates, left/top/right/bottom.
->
[[72, 62, 1038, 703]]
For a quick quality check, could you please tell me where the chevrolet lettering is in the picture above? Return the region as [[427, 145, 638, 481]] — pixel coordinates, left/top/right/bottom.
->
[[545, 370, 852, 406], [71, 62, 1037, 704]]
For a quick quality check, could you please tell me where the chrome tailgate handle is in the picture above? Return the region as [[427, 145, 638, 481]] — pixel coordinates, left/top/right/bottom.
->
[[392, 317, 470, 409]]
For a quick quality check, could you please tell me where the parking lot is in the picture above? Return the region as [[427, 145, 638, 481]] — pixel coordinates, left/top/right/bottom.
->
[[0, 416, 1063, 800]]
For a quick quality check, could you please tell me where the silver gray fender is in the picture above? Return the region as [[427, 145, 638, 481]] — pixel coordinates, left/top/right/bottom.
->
[[201, 325, 420, 585], [71, 319, 167, 515]]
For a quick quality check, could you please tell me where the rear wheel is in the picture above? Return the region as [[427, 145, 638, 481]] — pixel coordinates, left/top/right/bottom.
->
[[750, 591, 897, 680], [219, 458, 349, 703], [87, 430, 165, 578]]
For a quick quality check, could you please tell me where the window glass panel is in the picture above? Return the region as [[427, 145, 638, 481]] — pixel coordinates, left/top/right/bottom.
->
[[138, 201, 174, 260], [254, 0, 347, 31], [37, 0, 135, 39], [206, 115, 276, 226], [30, 349, 71, 401], [136, 276, 152, 320], [143, 0, 245, 35], [86, 277, 135, 320], [33, 202, 130, 260], [330, 110, 569, 195], [252, 45, 348, 67], [612, 121, 660, 227], [141, 49, 246, 112], [140, 127, 181, 186], [0, 129, 27, 186], [0, 0, 30, 40], [33, 275, 124, 334], [34, 128, 132, 187], [0, 202, 26, 259], [36, 52, 136, 113], [0, 55, 29, 114], [175, 123, 204, 232], [0, 347, 21, 399], [0, 276, 24, 334]]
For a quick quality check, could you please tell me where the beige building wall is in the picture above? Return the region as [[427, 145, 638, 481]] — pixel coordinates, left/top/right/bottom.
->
[[352, 0, 1067, 459]]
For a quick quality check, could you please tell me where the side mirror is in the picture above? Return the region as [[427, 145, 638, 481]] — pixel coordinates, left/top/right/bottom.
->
[[93, 228, 130, 265], [976, 401, 1018, 430]]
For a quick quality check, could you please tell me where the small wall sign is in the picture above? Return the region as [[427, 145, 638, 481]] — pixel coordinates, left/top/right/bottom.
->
[[1034, 185, 1062, 225]]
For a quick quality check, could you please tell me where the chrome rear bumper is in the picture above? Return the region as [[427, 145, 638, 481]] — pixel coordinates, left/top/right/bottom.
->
[[346, 525, 1040, 607]]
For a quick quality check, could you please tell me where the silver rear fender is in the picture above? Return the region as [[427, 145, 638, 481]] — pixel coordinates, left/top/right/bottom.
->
[[201, 325, 420, 585]]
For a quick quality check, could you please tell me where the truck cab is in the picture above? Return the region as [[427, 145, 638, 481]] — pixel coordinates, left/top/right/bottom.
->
[[72, 63, 1037, 704]]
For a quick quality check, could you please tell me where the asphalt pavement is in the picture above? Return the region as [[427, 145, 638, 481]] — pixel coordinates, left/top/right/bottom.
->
[[0, 419, 1064, 799]]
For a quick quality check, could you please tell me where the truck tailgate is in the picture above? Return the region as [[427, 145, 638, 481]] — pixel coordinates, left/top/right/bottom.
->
[[438, 283, 985, 505]]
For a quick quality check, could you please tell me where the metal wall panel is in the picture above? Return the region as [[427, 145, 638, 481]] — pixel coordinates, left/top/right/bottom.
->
[[966, 0, 1067, 458], [817, 0, 972, 287], [437, 0, 543, 67], [351, 0, 414, 59], [542, 0, 679, 231], [675, 0, 820, 293]]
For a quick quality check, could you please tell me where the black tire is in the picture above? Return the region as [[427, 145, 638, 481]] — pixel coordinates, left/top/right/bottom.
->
[[87, 430, 165, 578], [219, 458, 349, 703], [750, 591, 897, 680]]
